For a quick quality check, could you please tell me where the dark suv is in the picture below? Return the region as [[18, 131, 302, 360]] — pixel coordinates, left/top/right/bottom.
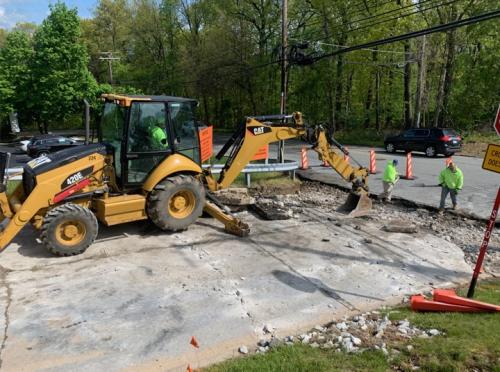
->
[[384, 128, 462, 157], [27, 135, 83, 158]]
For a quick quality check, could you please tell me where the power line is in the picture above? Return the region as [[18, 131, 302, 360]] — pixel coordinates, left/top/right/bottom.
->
[[300, 0, 461, 43], [304, 0, 436, 30], [311, 10, 500, 62]]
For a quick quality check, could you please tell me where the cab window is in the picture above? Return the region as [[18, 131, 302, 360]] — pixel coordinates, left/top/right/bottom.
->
[[169, 102, 199, 162]]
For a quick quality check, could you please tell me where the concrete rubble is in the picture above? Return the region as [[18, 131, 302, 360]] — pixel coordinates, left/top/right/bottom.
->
[[253, 311, 443, 355]]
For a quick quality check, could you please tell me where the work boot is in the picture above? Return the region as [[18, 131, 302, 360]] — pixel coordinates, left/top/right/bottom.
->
[[452, 204, 457, 210], [438, 208, 445, 215]]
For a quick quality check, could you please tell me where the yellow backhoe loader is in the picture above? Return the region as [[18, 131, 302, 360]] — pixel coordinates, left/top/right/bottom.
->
[[0, 94, 371, 256]]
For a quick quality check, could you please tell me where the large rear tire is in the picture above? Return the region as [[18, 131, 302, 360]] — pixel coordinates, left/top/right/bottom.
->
[[41, 203, 98, 256], [147, 175, 205, 231]]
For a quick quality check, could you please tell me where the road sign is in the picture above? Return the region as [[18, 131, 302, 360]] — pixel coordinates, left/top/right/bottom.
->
[[495, 104, 500, 136], [482, 144, 500, 174]]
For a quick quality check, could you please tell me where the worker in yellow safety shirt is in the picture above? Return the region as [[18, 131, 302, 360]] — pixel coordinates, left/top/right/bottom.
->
[[438, 162, 463, 213], [379, 159, 399, 202]]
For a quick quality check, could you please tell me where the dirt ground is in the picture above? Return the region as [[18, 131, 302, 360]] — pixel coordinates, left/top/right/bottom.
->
[[251, 181, 500, 276]]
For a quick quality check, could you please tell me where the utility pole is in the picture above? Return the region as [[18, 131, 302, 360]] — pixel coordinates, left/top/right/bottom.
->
[[414, 35, 426, 128], [278, 0, 288, 163], [99, 52, 120, 85]]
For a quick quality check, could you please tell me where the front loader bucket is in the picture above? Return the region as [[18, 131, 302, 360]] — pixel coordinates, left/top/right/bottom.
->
[[338, 192, 372, 218]]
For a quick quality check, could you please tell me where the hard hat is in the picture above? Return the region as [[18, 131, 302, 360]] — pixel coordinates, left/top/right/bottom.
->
[[393, 159, 399, 166]]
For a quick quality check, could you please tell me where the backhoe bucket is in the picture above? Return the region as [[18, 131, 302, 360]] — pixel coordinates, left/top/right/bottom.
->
[[338, 192, 372, 218]]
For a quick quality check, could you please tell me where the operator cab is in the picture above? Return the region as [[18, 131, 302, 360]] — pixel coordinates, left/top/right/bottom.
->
[[99, 94, 200, 191]]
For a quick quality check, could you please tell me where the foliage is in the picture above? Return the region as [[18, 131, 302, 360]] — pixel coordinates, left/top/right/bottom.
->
[[30, 2, 98, 132], [0, 0, 498, 136]]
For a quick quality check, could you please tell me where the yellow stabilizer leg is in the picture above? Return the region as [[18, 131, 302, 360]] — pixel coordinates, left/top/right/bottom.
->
[[203, 201, 250, 237]]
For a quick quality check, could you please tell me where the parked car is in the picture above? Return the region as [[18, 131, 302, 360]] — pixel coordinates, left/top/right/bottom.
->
[[384, 128, 462, 157], [18, 140, 31, 153], [27, 134, 83, 158]]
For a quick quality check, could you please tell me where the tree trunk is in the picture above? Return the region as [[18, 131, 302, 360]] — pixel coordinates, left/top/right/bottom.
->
[[440, 29, 457, 126], [434, 67, 446, 128], [375, 69, 381, 132], [334, 54, 344, 130], [385, 66, 394, 127], [403, 41, 412, 128], [345, 70, 354, 125], [364, 50, 378, 128], [414, 35, 426, 128]]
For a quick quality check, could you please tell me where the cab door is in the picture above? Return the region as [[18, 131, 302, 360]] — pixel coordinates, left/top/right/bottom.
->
[[168, 101, 200, 164], [123, 101, 171, 189]]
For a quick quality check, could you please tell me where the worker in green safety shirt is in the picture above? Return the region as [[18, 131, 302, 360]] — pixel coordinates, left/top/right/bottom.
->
[[148, 115, 168, 150], [150, 123, 167, 149], [379, 159, 399, 202], [438, 162, 463, 213]]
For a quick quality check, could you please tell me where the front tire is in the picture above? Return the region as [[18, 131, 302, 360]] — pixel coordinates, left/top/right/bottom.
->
[[41, 203, 98, 256], [385, 143, 396, 153], [37, 151, 49, 157], [147, 175, 205, 231], [425, 146, 436, 157]]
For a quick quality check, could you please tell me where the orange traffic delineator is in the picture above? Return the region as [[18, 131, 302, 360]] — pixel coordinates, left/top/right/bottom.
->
[[411, 295, 484, 312], [190, 336, 200, 348], [300, 147, 309, 170], [403, 152, 414, 180], [445, 157, 453, 166], [433, 289, 500, 311], [369, 149, 377, 174], [343, 146, 350, 163], [187, 364, 193, 372]]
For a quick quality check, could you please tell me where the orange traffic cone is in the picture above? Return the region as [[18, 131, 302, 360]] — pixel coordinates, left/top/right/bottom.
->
[[300, 147, 309, 170], [369, 149, 377, 174], [187, 364, 193, 372], [190, 336, 200, 348], [403, 152, 414, 180], [433, 289, 500, 311], [411, 295, 484, 312]]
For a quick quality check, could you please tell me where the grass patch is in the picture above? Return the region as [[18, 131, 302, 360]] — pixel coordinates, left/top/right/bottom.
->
[[6, 180, 20, 196], [463, 132, 500, 144], [232, 171, 299, 188], [206, 280, 500, 371]]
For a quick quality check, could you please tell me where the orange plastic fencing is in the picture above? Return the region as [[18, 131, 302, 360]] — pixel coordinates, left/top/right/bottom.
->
[[199, 126, 213, 162]]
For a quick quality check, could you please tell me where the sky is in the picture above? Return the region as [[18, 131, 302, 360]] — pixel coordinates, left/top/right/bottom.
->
[[0, 0, 94, 29]]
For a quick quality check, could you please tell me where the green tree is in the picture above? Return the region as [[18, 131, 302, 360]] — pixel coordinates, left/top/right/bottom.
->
[[0, 31, 33, 127], [31, 2, 97, 133]]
